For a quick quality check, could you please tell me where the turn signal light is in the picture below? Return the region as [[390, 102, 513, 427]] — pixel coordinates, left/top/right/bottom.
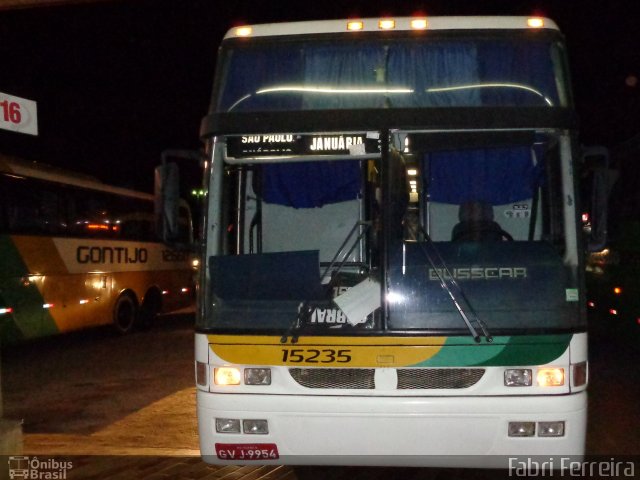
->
[[572, 362, 587, 387], [196, 361, 208, 387]]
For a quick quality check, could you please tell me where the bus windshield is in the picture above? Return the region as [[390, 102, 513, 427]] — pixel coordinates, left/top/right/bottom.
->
[[201, 128, 581, 336], [215, 33, 571, 112]]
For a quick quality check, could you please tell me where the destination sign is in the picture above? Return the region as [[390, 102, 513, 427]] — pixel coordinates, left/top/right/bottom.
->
[[227, 133, 380, 158]]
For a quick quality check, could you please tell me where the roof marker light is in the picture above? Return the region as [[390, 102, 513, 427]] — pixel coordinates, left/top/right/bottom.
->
[[347, 20, 364, 31], [527, 17, 545, 28], [410, 18, 428, 30], [235, 26, 253, 37], [378, 19, 395, 30]]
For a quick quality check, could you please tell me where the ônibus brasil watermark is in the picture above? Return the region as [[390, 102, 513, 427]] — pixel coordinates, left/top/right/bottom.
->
[[509, 457, 636, 477], [7, 456, 73, 479]]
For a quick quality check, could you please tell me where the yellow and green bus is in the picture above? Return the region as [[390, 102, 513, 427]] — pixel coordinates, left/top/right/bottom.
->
[[0, 156, 194, 344]]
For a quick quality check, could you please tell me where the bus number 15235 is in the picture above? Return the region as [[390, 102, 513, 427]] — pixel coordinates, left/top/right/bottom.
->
[[281, 348, 352, 363]]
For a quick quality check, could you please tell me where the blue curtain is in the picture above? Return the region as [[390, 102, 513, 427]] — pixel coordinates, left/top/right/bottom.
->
[[476, 41, 559, 106], [387, 42, 481, 107], [302, 45, 387, 109], [262, 161, 361, 208], [218, 47, 303, 112], [427, 147, 536, 205]]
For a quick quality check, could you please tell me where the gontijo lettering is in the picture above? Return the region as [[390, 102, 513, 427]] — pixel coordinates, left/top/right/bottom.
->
[[76, 246, 148, 264]]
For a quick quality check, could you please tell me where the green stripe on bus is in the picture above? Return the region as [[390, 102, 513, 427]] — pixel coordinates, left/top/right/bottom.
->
[[0, 236, 61, 343], [413, 334, 572, 367]]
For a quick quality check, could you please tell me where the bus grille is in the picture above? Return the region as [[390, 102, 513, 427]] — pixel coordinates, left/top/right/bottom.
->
[[397, 368, 485, 389], [289, 368, 375, 389]]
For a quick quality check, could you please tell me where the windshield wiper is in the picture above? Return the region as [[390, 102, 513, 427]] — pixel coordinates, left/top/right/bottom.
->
[[280, 301, 317, 344], [410, 224, 493, 343]]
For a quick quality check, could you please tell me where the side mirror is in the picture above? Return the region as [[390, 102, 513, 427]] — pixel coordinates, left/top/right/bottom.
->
[[154, 162, 181, 244], [581, 146, 611, 252], [155, 149, 205, 246]]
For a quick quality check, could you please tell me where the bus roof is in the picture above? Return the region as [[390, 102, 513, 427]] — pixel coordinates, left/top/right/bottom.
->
[[0, 155, 153, 201], [224, 16, 559, 40]]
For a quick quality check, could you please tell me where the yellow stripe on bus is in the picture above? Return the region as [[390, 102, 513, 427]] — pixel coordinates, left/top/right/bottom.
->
[[13, 235, 69, 274], [208, 335, 448, 367]]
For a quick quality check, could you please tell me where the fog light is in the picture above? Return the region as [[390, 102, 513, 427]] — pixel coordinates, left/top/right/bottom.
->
[[508, 422, 535, 437], [245, 368, 271, 385], [243, 419, 269, 434], [196, 361, 208, 387], [216, 418, 241, 434], [538, 421, 565, 437], [504, 369, 532, 386], [214, 367, 241, 385], [537, 368, 564, 387], [572, 362, 587, 387]]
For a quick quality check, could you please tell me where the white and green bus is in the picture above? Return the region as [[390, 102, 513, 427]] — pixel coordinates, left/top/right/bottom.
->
[[159, 16, 606, 466], [0, 156, 194, 343]]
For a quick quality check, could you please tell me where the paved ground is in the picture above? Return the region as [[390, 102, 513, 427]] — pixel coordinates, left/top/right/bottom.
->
[[3, 314, 198, 456]]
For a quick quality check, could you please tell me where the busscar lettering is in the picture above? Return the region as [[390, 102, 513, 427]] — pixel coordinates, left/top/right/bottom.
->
[[309, 135, 364, 151], [77, 246, 148, 264], [428, 267, 527, 280]]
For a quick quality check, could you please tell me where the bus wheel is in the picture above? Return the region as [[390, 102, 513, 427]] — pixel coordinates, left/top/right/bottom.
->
[[113, 294, 137, 334], [138, 289, 162, 330]]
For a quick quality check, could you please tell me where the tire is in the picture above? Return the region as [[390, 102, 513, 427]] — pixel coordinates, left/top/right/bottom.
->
[[113, 294, 137, 334]]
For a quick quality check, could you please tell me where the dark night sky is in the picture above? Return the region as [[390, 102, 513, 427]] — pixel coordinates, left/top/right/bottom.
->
[[1, 0, 640, 193]]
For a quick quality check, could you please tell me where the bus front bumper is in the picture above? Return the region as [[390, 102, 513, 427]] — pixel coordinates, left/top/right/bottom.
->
[[197, 390, 587, 467]]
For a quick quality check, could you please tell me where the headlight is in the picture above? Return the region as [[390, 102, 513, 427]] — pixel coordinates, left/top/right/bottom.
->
[[216, 418, 241, 433], [243, 419, 269, 434], [214, 367, 242, 385], [537, 367, 564, 387], [508, 422, 536, 437], [538, 421, 565, 437], [504, 369, 532, 386], [245, 368, 271, 385]]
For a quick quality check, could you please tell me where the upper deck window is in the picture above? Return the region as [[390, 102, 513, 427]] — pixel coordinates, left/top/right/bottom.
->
[[215, 34, 571, 112]]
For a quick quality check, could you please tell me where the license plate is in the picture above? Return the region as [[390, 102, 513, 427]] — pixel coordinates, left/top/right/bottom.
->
[[215, 443, 279, 460]]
